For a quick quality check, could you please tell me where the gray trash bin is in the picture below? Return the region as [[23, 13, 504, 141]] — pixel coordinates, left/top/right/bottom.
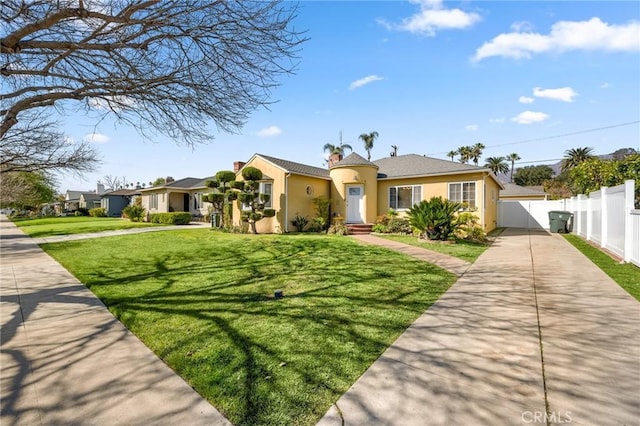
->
[[548, 211, 573, 233]]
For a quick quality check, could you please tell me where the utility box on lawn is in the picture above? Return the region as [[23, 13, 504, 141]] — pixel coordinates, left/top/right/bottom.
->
[[548, 211, 574, 233]]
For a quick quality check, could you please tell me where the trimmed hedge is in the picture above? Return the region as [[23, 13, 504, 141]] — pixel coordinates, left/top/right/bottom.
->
[[149, 212, 192, 225], [89, 207, 107, 217]]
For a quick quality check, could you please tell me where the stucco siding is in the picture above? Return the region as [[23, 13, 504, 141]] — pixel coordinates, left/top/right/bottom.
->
[[329, 165, 378, 223]]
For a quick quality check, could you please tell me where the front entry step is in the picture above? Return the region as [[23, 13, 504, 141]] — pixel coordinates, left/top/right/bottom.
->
[[346, 224, 373, 235]]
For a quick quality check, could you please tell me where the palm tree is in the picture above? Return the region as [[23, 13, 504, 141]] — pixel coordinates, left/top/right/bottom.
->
[[484, 156, 509, 175], [470, 142, 485, 166], [561, 147, 595, 172], [457, 146, 472, 164], [447, 150, 457, 162], [359, 131, 379, 161], [506, 153, 521, 182], [323, 142, 352, 156]]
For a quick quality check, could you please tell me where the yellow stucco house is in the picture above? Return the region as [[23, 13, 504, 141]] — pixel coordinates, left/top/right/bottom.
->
[[140, 152, 504, 233]]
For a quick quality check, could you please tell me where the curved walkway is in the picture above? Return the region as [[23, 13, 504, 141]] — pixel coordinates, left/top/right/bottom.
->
[[320, 227, 640, 426], [350, 234, 471, 276], [0, 216, 230, 425]]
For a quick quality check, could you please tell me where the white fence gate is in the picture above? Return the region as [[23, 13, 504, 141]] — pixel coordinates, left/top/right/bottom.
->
[[498, 180, 639, 266]]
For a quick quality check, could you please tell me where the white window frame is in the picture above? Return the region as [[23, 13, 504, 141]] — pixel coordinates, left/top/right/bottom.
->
[[241, 181, 273, 210], [193, 192, 202, 210], [388, 185, 422, 211], [150, 193, 158, 209], [448, 182, 477, 209]]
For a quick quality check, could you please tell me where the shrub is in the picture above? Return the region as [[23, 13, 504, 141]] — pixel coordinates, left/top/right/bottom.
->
[[312, 197, 330, 231], [291, 214, 309, 232], [149, 212, 192, 225], [372, 212, 410, 234], [327, 223, 348, 236], [409, 196, 461, 241], [454, 212, 487, 242], [75, 207, 89, 216], [74, 210, 84, 216], [89, 207, 107, 217], [122, 205, 146, 222]]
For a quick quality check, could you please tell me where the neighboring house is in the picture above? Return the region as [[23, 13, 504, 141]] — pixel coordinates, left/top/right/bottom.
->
[[64, 190, 82, 212], [140, 152, 504, 233], [139, 176, 215, 219], [499, 183, 548, 201], [64, 184, 106, 212], [101, 189, 140, 217]]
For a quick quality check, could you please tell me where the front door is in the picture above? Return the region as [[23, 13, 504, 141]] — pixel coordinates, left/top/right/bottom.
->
[[346, 185, 365, 223]]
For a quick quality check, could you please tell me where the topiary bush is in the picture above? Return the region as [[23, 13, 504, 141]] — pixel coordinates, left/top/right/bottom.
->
[[149, 212, 192, 225], [89, 207, 107, 217]]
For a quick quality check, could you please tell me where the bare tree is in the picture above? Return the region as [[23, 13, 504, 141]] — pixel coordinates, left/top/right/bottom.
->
[[1, 0, 306, 170], [0, 111, 99, 174], [102, 174, 129, 191]]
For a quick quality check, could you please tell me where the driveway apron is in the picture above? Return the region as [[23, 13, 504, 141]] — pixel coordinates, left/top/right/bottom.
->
[[319, 228, 640, 426], [0, 216, 230, 426]]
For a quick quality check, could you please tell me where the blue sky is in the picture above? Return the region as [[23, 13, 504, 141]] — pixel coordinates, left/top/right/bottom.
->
[[59, 0, 640, 191]]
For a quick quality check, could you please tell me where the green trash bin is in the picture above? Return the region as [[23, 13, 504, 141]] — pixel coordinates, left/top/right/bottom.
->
[[548, 211, 573, 233]]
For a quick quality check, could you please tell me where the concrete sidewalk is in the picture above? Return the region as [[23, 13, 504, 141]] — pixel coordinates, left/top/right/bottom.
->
[[319, 228, 640, 426], [0, 216, 231, 425]]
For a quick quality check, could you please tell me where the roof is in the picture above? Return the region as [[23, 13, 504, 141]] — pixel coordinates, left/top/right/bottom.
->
[[373, 154, 489, 178], [103, 189, 139, 196], [256, 154, 331, 179], [65, 190, 82, 200], [80, 192, 101, 202], [331, 152, 378, 168], [500, 183, 548, 197], [139, 176, 216, 191]]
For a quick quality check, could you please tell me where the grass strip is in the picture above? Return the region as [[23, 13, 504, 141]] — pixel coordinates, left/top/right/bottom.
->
[[12, 216, 166, 238], [563, 234, 640, 301], [374, 234, 490, 263]]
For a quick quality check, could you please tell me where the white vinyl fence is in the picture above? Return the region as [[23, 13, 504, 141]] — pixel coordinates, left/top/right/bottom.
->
[[498, 180, 639, 266]]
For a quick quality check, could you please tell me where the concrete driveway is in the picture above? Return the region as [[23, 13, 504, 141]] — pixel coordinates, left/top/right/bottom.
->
[[319, 228, 640, 426]]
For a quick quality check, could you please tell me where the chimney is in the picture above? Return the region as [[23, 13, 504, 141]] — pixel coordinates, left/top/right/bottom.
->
[[234, 161, 246, 173], [328, 153, 342, 168], [96, 183, 105, 194]]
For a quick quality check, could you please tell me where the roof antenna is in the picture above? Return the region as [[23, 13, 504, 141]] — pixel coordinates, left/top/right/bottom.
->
[[390, 145, 398, 157]]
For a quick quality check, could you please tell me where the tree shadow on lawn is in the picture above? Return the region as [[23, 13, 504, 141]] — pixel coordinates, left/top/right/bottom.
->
[[49, 237, 454, 425]]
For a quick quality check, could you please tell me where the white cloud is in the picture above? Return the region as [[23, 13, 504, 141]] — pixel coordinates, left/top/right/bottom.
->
[[600, 82, 611, 88], [510, 21, 534, 32], [489, 117, 506, 123], [519, 96, 535, 104], [349, 75, 384, 90], [378, 0, 481, 36], [465, 124, 479, 131], [473, 17, 640, 61], [256, 126, 282, 137], [83, 132, 109, 144], [533, 86, 578, 102], [511, 111, 550, 124]]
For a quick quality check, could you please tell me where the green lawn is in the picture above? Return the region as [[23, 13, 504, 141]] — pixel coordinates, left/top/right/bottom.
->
[[42, 230, 456, 425], [12, 216, 166, 238], [563, 234, 640, 301], [374, 234, 491, 263]]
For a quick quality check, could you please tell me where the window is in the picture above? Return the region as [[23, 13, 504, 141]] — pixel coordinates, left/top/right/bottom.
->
[[150, 194, 158, 209], [389, 185, 422, 210], [448, 182, 476, 209], [193, 192, 202, 209], [261, 182, 272, 208], [241, 181, 272, 210]]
